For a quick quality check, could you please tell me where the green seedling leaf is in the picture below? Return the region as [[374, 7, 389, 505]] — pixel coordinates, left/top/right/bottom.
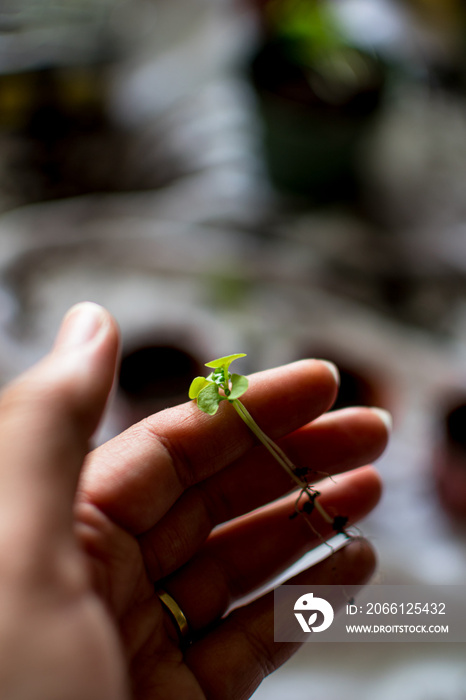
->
[[205, 354, 246, 371], [228, 374, 249, 400], [197, 382, 224, 415], [189, 376, 212, 400], [188, 351, 346, 536]]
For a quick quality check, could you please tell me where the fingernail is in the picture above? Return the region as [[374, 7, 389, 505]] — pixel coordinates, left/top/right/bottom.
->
[[55, 302, 107, 350], [370, 407, 393, 433], [320, 360, 340, 387]]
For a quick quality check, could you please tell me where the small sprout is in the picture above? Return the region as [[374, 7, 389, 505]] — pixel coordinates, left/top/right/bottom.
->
[[189, 354, 249, 413], [189, 353, 351, 539]]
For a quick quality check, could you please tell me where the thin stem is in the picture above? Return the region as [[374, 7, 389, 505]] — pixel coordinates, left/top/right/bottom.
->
[[232, 400, 303, 486], [231, 399, 333, 524], [232, 400, 298, 483], [303, 487, 333, 524], [222, 366, 231, 396]]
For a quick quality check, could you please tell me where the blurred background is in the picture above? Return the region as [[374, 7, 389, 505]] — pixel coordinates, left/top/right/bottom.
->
[[1, 0, 466, 697]]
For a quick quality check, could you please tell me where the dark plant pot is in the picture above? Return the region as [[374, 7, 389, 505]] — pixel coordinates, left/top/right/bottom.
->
[[249, 40, 386, 202], [434, 398, 466, 520], [117, 341, 203, 428], [294, 345, 396, 416]]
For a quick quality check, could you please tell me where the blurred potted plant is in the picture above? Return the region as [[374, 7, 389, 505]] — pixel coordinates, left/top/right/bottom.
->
[[248, 0, 387, 202]]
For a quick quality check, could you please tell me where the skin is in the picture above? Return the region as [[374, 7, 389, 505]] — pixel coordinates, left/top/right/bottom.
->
[[0, 302, 389, 700]]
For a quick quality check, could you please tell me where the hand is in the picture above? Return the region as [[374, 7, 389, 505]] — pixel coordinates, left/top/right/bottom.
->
[[0, 303, 389, 700]]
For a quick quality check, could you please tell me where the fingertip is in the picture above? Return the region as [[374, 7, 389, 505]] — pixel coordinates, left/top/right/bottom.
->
[[294, 357, 340, 385], [368, 406, 393, 435], [318, 359, 340, 388], [329, 405, 392, 462], [289, 357, 341, 411], [303, 358, 341, 409], [319, 465, 383, 524], [292, 534, 378, 587], [336, 536, 378, 584], [358, 463, 383, 500], [347, 464, 384, 513], [35, 303, 120, 435], [359, 406, 392, 463], [54, 302, 118, 352]]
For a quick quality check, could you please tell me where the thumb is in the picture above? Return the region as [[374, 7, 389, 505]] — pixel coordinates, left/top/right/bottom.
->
[[0, 302, 120, 539]]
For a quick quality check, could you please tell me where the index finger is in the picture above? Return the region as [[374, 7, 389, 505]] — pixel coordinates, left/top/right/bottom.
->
[[79, 360, 340, 533]]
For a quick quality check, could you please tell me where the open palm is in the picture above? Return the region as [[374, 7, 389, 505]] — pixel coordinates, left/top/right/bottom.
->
[[0, 304, 389, 700]]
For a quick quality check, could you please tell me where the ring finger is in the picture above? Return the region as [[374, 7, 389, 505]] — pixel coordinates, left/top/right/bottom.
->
[[156, 465, 381, 634]]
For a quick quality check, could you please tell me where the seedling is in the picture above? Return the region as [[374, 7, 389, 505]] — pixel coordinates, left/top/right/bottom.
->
[[189, 354, 350, 539]]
